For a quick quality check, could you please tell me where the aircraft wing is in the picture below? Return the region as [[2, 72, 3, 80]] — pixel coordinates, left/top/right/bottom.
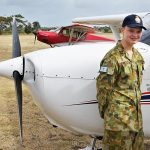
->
[[72, 12, 150, 41]]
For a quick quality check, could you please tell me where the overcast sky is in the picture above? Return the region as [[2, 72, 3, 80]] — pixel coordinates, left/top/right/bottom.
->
[[0, 0, 149, 27]]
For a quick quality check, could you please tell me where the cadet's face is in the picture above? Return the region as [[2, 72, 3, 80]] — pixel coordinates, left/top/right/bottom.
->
[[121, 26, 142, 45]]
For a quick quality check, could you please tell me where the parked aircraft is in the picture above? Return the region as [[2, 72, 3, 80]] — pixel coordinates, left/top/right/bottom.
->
[[33, 24, 113, 47], [0, 12, 150, 150]]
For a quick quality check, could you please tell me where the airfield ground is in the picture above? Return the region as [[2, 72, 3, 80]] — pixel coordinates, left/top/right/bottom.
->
[[0, 34, 150, 150]]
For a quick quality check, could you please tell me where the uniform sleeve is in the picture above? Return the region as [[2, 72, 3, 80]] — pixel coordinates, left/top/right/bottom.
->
[[96, 57, 117, 119]]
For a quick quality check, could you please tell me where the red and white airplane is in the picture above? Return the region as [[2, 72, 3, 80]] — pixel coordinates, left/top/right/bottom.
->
[[0, 12, 150, 150], [34, 24, 113, 47]]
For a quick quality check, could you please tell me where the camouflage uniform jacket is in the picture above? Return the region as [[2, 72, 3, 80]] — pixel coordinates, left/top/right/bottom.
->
[[96, 41, 144, 132]]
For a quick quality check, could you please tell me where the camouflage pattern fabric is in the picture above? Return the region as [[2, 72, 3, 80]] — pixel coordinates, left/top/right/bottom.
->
[[103, 129, 144, 150], [96, 40, 144, 132]]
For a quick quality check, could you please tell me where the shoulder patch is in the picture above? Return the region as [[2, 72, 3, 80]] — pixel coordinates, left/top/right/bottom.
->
[[99, 66, 108, 72]]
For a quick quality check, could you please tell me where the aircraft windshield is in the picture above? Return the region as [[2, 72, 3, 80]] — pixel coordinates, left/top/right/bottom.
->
[[61, 26, 94, 39]]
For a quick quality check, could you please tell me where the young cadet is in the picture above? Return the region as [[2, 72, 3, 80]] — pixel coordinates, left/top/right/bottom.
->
[[96, 14, 146, 150]]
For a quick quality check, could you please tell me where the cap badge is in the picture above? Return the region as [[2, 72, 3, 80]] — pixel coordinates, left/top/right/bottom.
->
[[135, 16, 141, 24]]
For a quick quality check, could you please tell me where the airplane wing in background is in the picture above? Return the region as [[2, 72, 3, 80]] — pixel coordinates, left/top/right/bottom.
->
[[73, 12, 150, 41]]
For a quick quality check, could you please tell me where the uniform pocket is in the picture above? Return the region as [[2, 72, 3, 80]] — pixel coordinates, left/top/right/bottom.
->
[[111, 100, 136, 125], [120, 61, 132, 78]]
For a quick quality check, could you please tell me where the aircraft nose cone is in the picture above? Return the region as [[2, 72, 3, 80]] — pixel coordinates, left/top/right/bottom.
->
[[0, 56, 23, 79]]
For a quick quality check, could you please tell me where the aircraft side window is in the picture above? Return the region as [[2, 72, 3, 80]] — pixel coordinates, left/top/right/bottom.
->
[[77, 31, 86, 40], [72, 31, 78, 38], [72, 31, 84, 38], [62, 29, 70, 36], [62, 29, 66, 35]]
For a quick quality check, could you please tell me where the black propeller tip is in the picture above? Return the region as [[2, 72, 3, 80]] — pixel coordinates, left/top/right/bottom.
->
[[13, 71, 23, 144]]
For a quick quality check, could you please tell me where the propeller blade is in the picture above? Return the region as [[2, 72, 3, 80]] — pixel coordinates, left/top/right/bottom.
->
[[32, 31, 37, 44], [12, 18, 21, 58], [13, 71, 23, 143], [34, 34, 37, 44], [12, 17, 24, 143]]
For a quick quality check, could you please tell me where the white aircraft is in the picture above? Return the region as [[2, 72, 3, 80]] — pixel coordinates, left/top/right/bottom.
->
[[0, 12, 150, 150]]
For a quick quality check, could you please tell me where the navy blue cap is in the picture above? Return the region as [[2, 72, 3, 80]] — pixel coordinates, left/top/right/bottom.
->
[[122, 14, 146, 30]]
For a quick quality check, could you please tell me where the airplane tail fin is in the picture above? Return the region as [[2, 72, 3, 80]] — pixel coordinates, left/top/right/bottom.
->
[[140, 29, 150, 45]]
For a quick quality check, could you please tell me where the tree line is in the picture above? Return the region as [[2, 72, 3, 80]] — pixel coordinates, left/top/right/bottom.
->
[[94, 26, 112, 33], [0, 14, 51, 35]]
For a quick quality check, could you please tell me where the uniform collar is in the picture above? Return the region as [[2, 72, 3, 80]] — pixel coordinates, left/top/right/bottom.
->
[[116, 40, 125, 54], [116, 40, 137, 55]]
